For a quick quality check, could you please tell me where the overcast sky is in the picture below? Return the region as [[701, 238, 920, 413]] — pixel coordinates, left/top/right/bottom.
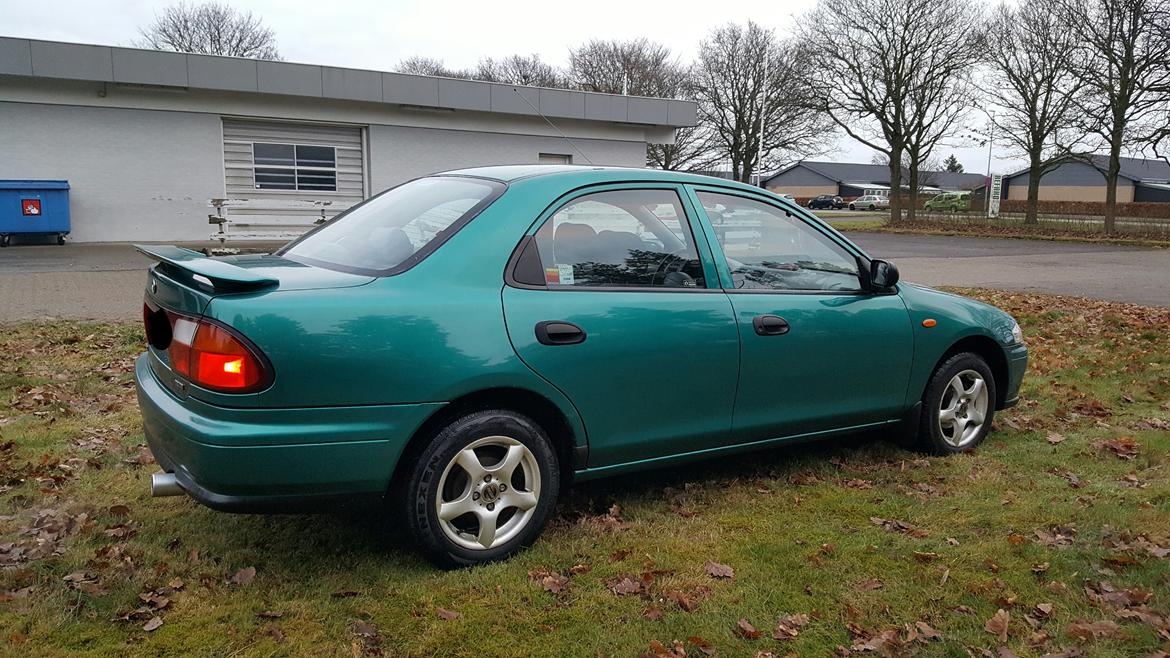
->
[[2, 0, 1028, 174]]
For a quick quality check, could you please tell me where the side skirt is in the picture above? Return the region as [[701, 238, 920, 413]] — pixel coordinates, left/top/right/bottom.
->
[[572, 419, 900, 483]]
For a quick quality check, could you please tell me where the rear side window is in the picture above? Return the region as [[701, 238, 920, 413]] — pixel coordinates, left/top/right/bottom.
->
[[530, 189, 706, 289], [281, 177, 503, 275]]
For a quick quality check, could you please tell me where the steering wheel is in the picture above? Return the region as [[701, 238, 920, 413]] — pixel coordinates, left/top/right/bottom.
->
[[650, 248, 696, 287]]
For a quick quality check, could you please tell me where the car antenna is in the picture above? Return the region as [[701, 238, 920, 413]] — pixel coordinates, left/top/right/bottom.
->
[[511, 87, 595, 165]]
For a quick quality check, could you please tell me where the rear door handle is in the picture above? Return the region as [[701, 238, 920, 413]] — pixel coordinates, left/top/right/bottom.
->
[[752, 315, 790, 336], [535, 321, 586, 346]]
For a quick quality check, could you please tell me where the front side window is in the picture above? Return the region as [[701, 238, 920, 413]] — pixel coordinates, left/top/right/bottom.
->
[[281, 176, 502, 275], [532, 189, 705, 289], [697, 191, 861, 292], [253, 143, 337, 191]]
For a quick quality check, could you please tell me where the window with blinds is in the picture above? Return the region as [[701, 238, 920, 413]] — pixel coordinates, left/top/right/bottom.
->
[[252, 143, 338, 191]]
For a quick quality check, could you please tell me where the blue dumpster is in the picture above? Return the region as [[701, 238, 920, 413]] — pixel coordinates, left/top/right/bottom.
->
[[0, 180, 71, 246]]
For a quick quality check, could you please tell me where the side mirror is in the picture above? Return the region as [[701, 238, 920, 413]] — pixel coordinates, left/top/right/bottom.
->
[[869, 259, 899, 291]]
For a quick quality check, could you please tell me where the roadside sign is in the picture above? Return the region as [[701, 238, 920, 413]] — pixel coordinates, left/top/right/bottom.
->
[[987, 174, 1003, 218]]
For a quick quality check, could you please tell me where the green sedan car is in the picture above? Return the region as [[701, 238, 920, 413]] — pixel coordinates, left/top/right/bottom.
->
[[135, 166, 1026, 566]]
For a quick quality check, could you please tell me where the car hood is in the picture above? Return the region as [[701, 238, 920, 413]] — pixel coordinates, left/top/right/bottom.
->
[[217, 253, 376, 292]]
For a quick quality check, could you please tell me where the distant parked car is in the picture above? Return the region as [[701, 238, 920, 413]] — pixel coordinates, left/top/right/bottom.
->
[[925, 192, 971, 212], [808, 195, 845, 210], [849, 195, 890, 211]]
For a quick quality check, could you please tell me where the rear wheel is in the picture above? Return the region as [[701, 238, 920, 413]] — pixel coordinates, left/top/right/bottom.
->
[[403, 410, 559, 567], [910, 352, 996, 455]]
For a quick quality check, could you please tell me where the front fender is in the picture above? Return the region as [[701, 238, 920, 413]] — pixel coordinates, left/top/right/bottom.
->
[[899, 284, 1021, 406]]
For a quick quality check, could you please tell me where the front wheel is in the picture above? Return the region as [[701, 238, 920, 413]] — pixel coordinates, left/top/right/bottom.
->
[[403, 409, 560, 567], [911, 352, 997, 455]]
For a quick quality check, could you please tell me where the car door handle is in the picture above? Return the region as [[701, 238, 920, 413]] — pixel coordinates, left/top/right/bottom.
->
[[535, 321, 586, 346], [752, 315, 790, 336]]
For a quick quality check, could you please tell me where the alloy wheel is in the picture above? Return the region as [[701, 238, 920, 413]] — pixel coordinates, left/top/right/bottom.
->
[[937, 369, 989, 447], [434, 436, 541, 551]]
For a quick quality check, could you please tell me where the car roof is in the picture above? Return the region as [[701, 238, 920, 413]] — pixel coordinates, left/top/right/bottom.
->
[[435, 164, 771, 194]]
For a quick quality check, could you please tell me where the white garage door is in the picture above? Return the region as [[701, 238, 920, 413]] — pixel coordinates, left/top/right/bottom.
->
[[220, 119, 365, 237]]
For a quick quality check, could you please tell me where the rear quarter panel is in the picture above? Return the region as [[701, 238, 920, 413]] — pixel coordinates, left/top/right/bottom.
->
[[197, 179, 588, 449]]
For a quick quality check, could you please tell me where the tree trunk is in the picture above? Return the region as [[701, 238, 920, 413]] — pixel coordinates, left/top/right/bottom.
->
[[1104, 143, 1122, 235], [887, 152, 903, 224], [1025, 154, 1042, 226], [906, 167, 919, 222]]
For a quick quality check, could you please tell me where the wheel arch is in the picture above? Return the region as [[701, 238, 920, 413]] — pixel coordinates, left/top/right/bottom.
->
[[932, 335, 1010, 409], [392, 387, 581, 494]]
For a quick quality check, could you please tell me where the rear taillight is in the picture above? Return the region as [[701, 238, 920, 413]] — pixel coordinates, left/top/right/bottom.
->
[[166, 313, 270, 393]]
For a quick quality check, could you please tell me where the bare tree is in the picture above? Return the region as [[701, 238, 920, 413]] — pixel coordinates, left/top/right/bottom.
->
[[1058, 0, 1170, 233], [475, 54, 568, 88], [135, 2, 280, 59], [692, 22, 832, 183], [800, 0, 981, 222], [570, 38, 677, 96], [394, 56, 472, 79], [986, 0, 1093, 224], [570, 39, 714, 171]]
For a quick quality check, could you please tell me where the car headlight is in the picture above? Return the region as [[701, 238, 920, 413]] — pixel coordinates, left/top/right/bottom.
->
[[1004, 320, 1023, 345]]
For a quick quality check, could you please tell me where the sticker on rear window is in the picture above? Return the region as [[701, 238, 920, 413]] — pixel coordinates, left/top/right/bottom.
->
[[555, 264, 574, 286]]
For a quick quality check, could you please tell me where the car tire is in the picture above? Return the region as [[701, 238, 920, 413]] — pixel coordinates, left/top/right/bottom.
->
[[849, 204, 856, 211], [403, 409, 560, 568], [910, 352, 997, 455], [868, 204, 876, 211]]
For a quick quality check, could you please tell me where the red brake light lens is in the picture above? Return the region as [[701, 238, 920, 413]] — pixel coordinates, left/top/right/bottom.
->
[[166, 314, 269, 392]]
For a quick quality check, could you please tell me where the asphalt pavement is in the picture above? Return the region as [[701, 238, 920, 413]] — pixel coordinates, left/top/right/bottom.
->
[[0, 235, 1166, 321], [846, 232, 1170, 307]]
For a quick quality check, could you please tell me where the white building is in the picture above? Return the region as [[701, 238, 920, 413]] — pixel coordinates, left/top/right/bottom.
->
[[0, 37, 696, 243]]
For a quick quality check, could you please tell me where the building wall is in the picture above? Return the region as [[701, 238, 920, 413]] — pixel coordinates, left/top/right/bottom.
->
[[1005, 161, 1135, 202], [367, 125, 644, 191], [1006, 180, 1134, 202], [764, 165, 837, 188], [0, 79, 652, 242], [0, 102, 223, 242]]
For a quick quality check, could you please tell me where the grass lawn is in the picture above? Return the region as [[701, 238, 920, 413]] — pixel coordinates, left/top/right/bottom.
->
[[2, 290, 1169, 658]]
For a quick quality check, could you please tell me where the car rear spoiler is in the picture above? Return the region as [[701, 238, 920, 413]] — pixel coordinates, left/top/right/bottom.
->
[[134, 244, 278, 292]]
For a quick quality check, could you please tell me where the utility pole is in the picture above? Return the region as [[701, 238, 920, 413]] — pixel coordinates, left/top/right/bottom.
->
[[755, 49, 769, 187], [985, 111, 995, 181]]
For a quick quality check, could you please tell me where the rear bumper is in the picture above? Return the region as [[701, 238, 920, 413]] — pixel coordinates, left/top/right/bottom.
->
[[1000, 343, 1028, 409], [134, 354, 443, 512]]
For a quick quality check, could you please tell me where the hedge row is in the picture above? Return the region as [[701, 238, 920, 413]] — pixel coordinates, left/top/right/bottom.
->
[[997, 199, 1170, 219]]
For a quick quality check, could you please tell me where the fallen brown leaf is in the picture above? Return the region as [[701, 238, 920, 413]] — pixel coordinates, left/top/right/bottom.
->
[[435, 607, 460, 621], [704, 561, 734, 579], [229, 566, 256, 586], [605, 574, 642, 596], [772, 613, 809, 640], [142, 617, 163, 632], [1066, 619, 1122, 642], [736, 618, 762, 639], [986, 609, 1010, 642]]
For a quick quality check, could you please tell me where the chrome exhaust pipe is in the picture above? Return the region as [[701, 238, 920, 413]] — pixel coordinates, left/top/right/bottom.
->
[[151, 472, 183, 497]]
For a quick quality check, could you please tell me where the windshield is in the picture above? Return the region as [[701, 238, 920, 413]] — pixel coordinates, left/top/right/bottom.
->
[[280, 176, 503, 275]]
